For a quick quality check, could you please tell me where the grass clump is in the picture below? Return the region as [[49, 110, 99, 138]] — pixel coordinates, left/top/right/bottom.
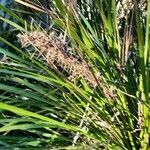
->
[[0, 0, 149, 149]]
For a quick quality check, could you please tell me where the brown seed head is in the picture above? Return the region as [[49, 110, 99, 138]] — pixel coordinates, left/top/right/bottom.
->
[[18, 31, 97, 87]]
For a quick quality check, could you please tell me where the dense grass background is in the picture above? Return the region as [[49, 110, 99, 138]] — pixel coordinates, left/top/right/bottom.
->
[[0, 0, 149, 149]]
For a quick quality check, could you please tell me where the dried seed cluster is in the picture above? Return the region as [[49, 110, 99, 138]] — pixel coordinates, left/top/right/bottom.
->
[[18, 31, 97, 87]]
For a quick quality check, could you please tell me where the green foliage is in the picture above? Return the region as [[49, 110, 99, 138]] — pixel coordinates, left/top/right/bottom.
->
[[0, 0, 149, 149]]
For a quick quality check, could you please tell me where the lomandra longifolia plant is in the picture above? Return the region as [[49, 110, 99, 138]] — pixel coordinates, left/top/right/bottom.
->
[[0, 0, 149, 149]]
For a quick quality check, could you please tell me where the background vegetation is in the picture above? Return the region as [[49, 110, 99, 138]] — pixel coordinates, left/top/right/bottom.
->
[[0, 0, 149, 149]]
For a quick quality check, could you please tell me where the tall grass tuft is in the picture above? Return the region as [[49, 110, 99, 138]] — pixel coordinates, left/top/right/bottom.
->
[[0, 0, 149, 149]]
